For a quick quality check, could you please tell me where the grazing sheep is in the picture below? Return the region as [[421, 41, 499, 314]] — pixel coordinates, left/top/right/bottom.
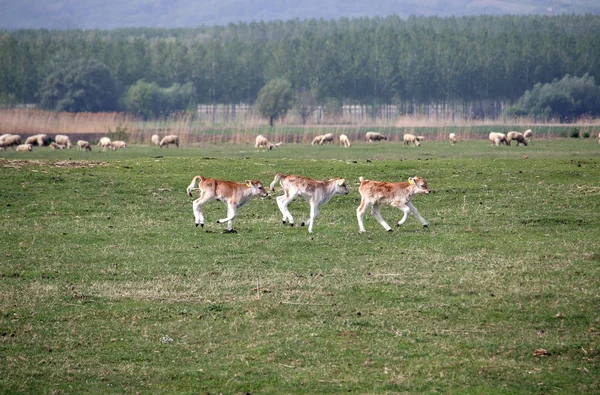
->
[[112, 141, 127, 149], [489, 132, 508, 146], [55, 134, 72, 149], [77, 140, 92, 151], [449, 133, 457, 144], [365, 131, 387, 142], [159, 135, 179, 148], [255, 134, 270, 149], [49, 142, 66, 150], [403, 133, 420, 147], [151, 134, 160, 146], [311, 135, 324, 145], [507, 132, 528, 146], [0, 134, 22, 148], [25, 134, 49, 146], [98, 137, 114, 151], [339, 134, 351, 147], [16, 143, 33, 152], [0, 134, 11, 143], [319, 133, 335, 145]]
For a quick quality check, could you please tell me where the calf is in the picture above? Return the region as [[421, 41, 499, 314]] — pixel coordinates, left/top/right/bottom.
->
[[269, 174, 349, 233], [186, 175, 268, 233], [357, 176, 430, 233]]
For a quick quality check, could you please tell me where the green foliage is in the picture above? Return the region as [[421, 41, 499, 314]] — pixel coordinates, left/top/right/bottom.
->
[[506, 74, 600, 122], [255, 78, 294, 126], [569, 127, 580, 138], [121, 80, 195, 118], [38, 56, 118, 112], [106, 124, 129, 142]]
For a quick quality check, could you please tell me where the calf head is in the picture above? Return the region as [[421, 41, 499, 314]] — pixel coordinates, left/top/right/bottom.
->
[[246, 180, 269, 197], [408, 177, 430, 194], [332, 178, 350, 195]]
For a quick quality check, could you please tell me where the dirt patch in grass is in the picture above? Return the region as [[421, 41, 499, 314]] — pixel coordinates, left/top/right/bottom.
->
[[0, 159, 109, 169]]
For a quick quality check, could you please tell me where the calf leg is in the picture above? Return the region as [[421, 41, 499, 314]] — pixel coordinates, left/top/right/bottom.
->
[[276, 193, 295, 226], [407, 201, 428, 227], [356, 200, 369, 233], [372, 204, 392, 232], [396, 205, 411, 226], [192, 197, 208, 227], [217, 203, 237, 232], [303, 203, 320, 233]]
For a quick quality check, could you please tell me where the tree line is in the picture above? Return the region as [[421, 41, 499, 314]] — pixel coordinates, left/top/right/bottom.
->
[[1, 14, 600, 120]]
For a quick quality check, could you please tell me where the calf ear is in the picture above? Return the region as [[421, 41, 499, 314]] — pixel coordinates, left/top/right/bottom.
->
[[338, 178, 345, 186], [245, 180, 253, 188]]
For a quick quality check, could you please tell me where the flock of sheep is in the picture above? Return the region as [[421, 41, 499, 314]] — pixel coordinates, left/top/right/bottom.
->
[[0, 133, 182, 153]]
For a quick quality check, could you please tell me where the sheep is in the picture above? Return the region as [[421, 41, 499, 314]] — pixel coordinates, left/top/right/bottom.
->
[[319, 133, 335, 145], [311, 135, 324, 145], [507, 131, 528, 146], [254, 134, 273, 149], [98, 137, 114, 151], [49, 142, 66, 150], [55, 134, 72, 149], [489, 132, 508, 146], [77, 140, 92, 151], [365, 131, 387, 142], [159, 135, 179, 148], [0, 134, 22, 148], [339, 134, 351, 147], [16, 143, 33, 152], [449, 133, 457, 144], [151, 134, 160, 146], [0, 134, 11, 144], [25, 134, 49, 146], [112, 141, 127, 149], [523, 129, 533, 139], [403, 133, 420, 147], [357, 176, 430, 233]]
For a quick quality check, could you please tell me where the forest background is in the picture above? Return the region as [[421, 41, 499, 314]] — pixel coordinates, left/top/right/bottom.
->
[[1, 14, 600, 124]]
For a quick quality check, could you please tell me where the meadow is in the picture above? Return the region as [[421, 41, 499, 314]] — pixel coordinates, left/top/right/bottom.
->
[[1, 138, 599, 394]]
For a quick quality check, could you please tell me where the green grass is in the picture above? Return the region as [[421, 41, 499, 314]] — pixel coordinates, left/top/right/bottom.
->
[[1, 139, 599, 393]]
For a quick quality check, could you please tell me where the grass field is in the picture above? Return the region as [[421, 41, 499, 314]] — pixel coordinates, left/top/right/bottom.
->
[[1, 139, 599, 393]]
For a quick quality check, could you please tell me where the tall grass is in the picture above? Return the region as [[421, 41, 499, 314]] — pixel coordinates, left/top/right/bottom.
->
[[2, 109, 599, 145]]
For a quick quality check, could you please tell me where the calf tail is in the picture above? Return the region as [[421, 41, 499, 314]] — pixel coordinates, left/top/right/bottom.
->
[[269, 173, 285, 191], [186, 175, 203, 197]]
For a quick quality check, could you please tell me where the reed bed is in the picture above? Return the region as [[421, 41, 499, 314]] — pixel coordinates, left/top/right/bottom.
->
[[1, 109, 599, 145]]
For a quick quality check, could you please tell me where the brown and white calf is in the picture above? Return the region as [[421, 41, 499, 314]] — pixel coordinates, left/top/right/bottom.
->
[[186, 175, 268, 233], [357, 176, 430, 233], [269, 174, 349, 233]]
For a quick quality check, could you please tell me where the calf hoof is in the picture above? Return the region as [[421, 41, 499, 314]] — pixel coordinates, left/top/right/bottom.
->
[[387, 228, 393, 232], [224, 229, 237, 234], [195, 223, 204, 228], [282, 220, 286, 225], [423, 224, 429, 228], [300, 222, 306, 227]]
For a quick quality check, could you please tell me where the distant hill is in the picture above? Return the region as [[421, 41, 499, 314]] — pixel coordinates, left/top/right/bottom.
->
[[1, 0, 599, 30]]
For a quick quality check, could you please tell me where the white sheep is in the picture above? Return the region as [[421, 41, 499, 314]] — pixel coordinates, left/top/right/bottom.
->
[[55, 134, 72, 149], [403, 133, 420, 147], [339, 134, 351, 147], [16, 143, 33, 152], [159, 135, 179, 148], [365, 131, 387, 142], [507, 132, 528, 146], [311, 135, 324, 145], [255, 134, 270, 149], [25, 134, 49, 146], [319, 133, 335, 145], [489, 132, 508, 146], [98, 137, 114, 151], [77, 140, 92, 151], [49, 142, 65, 150], [0, 134, 22, 148], [112, 141, 127, 149], [151, 134, 160, 146], [449, 133, 457, 144]]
